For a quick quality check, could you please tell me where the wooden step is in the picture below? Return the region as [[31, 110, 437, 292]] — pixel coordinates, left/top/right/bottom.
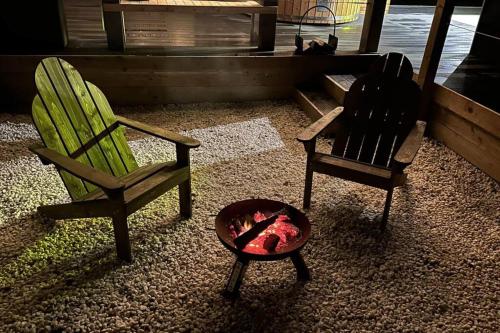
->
[[322, 74, 361, 105], [294, 85, 340, 121]]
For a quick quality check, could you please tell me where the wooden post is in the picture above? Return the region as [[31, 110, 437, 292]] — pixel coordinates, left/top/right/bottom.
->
[[359, 0, 388, 53], [257, 0, 277, 51], [102, 0, 125, 51], [258, 14, 277, 50], [417, 0, 455, 120]]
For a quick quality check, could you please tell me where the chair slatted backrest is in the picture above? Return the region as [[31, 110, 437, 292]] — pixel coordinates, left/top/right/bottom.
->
[[331, 53, 421, 168], [32, 57, 138, 200]]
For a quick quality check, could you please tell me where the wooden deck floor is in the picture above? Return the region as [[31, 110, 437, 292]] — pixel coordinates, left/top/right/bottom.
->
[[61, 1, 480, 82]]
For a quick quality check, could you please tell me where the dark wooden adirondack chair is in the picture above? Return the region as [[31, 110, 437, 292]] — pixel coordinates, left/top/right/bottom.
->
[[29, 57, 200, 261], [298, 53, 426, 229]]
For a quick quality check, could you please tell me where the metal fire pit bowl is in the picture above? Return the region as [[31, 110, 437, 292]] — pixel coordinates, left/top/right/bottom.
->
[[215, 199, 311, 298]]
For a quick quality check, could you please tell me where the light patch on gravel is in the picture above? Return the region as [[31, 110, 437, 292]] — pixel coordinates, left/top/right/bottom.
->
[[0, 122, 39, 142], [0, 117, 283, 225], [0, 100, 498, 333], [130, 117, 284, 165]]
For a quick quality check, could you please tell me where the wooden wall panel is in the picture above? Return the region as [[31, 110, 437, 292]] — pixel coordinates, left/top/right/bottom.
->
[[0, 53, 377, 109], [429, 83, 500, 182]]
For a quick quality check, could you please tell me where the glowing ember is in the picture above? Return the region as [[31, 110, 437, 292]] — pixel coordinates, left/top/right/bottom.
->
[[228, 211, 301, 254]]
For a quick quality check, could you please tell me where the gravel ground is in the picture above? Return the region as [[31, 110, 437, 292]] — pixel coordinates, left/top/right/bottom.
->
[[0, 100, 498, 332]]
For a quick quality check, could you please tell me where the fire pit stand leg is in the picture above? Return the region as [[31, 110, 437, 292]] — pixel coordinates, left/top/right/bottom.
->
[[290, 252, 310, 281], [223, 256, 249, 298]]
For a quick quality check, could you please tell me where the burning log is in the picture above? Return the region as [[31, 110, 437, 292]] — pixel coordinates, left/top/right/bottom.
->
[[230, 218, 243, 234], [233, 208, 287, 249], [263, 234, 280, 252]]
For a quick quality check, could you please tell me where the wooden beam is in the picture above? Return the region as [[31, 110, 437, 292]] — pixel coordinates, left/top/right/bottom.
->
[[102, 1, 277, 14], [417, 0, 455, 120], [257, 13, 277, 51], [359, 0, 388, 53], [257, 1, 277, 51], [0, 53, 378, 108], [102, 0, 125, 51]]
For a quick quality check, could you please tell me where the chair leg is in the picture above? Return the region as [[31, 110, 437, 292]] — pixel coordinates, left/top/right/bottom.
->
[[112, 208, 132, 262], [179, 178, 192, 218], [303, 166, 314, 209], [381, 187, 394, 230]]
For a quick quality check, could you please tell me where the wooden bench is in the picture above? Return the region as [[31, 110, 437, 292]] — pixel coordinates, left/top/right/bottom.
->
[[102, 0, 277, 51]]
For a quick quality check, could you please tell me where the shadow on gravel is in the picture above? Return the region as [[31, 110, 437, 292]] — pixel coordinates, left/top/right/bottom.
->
[[212, 281, 306, 332], [0, 200, 185, 323], [0, 249, 120, 325], [0, 140, 38, 163], [0, 213, 51, 266]]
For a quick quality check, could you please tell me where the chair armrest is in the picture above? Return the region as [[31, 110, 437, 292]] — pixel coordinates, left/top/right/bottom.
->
[[394, 121, 427, 168], [29, 144, 125, 196], [116, 115, 200, 149], [297, 107, 344, 142]]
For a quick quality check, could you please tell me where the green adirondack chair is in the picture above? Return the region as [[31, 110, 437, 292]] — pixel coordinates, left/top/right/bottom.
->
[[29, 57, 200, 262]]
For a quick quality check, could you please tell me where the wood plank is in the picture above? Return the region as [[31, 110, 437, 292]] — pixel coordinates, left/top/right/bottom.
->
[[0, 54, 376, 74], [417, 0, 455, 120], [431, 83, 500, 138], [0, 54, 379, 107], [86, 81, 139, 171], [38, 199, 121, 219], [59, 59, 130, 177], [102, 1, 277, 14], [311, 152, 399, 190], [257, 13, 276, 50], [29, 144, 124, 194], [40, 58, 114, 176], [126, 166, 190, 215], [322, 74, 348, 105], [32, 95, 88, 199], [429, 111, 500, 182], [359, 0, 388, 53], [297, 107, 344, 142], [116, 115, 200, 147], [296, 86, 340, 115], [431, 105, 500, 160], [393, 121, 426, 166], [293, 89, 324, 121], [102, 0, 125, 50], [34, 59, 98, 196], [79, 161, 177, 201]]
